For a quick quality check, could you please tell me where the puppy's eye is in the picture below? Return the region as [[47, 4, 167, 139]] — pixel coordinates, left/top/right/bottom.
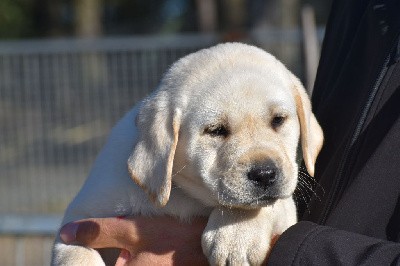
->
[[271, 115, 286, 129], [204, 124, 230, 137]]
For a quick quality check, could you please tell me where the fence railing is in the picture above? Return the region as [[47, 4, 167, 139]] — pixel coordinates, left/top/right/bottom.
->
[[0, 34, 219, 216]]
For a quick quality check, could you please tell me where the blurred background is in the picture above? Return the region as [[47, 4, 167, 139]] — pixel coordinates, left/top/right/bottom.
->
[[0, 0, 331, 265]]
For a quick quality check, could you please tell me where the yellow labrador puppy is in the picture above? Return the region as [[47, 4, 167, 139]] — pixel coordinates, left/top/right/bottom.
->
[[52, 43, 323, 265]]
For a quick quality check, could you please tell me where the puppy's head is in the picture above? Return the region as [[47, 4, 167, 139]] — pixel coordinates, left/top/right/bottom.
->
[[128, 43, 323, 208]]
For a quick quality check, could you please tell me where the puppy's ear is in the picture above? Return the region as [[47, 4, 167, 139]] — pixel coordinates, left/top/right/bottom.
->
[[127, 97, 181, 207], [291, 75, 324, 177]]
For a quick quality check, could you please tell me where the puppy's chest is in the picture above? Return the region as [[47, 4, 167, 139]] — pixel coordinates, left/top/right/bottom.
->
[[162, 188, 213, 218], [127, 186, 212, 218]]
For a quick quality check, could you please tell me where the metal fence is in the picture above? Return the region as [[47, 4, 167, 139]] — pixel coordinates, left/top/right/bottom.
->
[[0, 30, 321, 265], [0, 34, 221, 216]]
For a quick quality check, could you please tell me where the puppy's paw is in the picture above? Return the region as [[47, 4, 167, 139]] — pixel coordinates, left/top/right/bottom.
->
[[202, 229, 270, 266], [201, 208, 273, 266], [52, 242, 105, 266]]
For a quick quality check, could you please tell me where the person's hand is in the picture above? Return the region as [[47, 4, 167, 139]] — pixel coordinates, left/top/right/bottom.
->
[[59, 216, 281, 265], [59, 216, 209, 265]]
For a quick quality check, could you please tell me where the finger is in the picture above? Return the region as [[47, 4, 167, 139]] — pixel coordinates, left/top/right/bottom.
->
[[60, 217, 139, 250], [262, 234, 281, 265], [115, 249, 132, 266], [270, 234, 280, 247]]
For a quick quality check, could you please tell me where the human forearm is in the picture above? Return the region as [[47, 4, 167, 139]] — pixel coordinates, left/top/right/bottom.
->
[[268, 221, 400, 265]]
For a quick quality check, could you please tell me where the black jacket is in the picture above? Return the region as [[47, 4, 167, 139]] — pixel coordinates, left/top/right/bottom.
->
[[269, 0, 400, 264]]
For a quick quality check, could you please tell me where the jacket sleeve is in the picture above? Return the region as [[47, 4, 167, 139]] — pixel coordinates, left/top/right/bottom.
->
[[267, 221, 400, 265]]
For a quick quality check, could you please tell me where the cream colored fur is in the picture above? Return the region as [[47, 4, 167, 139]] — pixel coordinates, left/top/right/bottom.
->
[[52, 43, 323, 266]]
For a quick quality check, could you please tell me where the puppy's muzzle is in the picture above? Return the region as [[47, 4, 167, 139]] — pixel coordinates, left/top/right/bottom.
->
[[247, 161, 279, 190]]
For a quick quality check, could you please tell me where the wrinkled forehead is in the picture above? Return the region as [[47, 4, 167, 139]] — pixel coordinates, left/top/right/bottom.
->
[[186, 70, 296, 122]]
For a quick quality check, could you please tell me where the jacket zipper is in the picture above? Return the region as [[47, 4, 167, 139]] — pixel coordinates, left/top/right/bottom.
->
[[319, 53, 392, 225]]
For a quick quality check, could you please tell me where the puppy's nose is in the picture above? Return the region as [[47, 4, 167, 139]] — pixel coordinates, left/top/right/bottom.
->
[[247, 162, 278, 189]]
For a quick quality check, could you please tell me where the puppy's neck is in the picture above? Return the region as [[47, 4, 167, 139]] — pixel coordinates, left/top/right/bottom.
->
[[162, 183, 213, 219]]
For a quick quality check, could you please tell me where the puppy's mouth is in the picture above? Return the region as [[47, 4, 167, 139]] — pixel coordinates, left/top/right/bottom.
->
[[217, 184, 289, 208], [218, 195, 278, 209], [243, 192, 293, 207], [250, 194, 279, 205], [221, 192, 294, 209]]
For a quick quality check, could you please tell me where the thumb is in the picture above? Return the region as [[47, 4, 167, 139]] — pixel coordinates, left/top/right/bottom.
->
[[60, 217, 139, 251]]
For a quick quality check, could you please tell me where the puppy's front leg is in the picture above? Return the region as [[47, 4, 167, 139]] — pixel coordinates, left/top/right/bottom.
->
[[201, 207, 273, 266]]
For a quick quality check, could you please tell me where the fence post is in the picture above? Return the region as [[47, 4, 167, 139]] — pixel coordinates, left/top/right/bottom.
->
[[301, 5, 320, 95]]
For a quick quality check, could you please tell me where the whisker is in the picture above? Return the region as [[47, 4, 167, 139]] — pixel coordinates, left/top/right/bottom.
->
[[294, 165, 325, 213], [172, 165, 187, 177]]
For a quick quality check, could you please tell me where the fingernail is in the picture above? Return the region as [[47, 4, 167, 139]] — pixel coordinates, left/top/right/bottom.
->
[[120, 249, 131, 259], [60, 222, 79, 244], [116, 249, 131, 266]]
